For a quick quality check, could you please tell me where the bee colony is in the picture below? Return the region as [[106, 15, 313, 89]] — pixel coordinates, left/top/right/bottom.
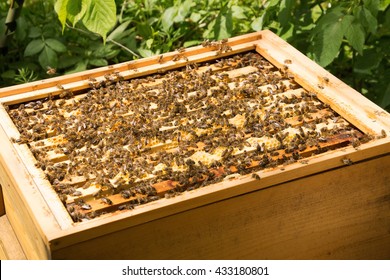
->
[[0, 31, 389, 259]]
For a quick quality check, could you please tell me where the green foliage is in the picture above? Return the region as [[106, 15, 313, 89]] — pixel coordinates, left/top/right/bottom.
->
[[54, 0, 116, 41], [13, 67, 38, 84], [24, 37, 67, 69], [0, 0, 389, 111]]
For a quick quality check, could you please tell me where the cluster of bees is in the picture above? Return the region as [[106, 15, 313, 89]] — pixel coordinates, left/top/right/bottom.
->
[[7, 51, 368, 222]]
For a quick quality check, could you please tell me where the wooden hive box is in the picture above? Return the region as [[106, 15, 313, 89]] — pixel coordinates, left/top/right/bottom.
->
[[0, 30, 389, 260]]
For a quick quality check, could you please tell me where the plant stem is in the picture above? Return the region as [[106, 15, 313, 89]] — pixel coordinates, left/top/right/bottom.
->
[[107, 38, 140, 58], [65, 23, 140, 58], [119, 0, 128, 23]]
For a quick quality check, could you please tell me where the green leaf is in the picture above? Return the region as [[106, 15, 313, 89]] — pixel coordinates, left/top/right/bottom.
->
[[107, 20, 131, 41], [1, 70, 16, 79], [251, 15, 265, 31], [279, 23, 294, 40], [38, 46, 58, 69], [57, 55, 81, 69], [364, 0, 380, 16], [354, 48, 383, 74], [174, 0, 192, 22], [231, 5, 247, 19], [54, 0, 70, 32], [66, 60, 88, 74], [0, 18, 4, 36], [24, 39, 45, 57], [267, 0, 280, 8], [28, 27, 42, 38], [312, 6, 344, 36], [145, 38, 153, 49], [45, 38, 67, 53], [161, 7, 178, 32], [94, 44, 119, 59], [313, 19, 344, 67], [357, 6, 378, 34], [42, 25, 57, 38], [55, 0, 89, 31], [213, 7, 233, 40], [138, 48, 154, 58], [67, 0, 88, 27], [120, 33, 137, 52], [82, 0, 117, 42], [15, 17, 27, 41], [137, 23, 153, 38], [340, 14, 354, 28], [89, 58, 108, 67], [379, 83, 390, 109], [278, 0, 293, 28], [379, 0, 390, 10], [344, 20, 366, 55], [190, 12, 201, 23], [184, 40, 201, 47]]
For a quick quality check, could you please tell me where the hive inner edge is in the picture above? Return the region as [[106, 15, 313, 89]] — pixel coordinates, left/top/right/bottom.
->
[[6, 51, 370, 222]]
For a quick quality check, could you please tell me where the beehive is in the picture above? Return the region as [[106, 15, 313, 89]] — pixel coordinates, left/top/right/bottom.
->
[[0, 30, 389, 259]]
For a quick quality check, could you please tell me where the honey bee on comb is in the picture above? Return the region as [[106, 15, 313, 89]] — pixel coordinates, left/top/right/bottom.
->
[[6, 50, 370, 222]]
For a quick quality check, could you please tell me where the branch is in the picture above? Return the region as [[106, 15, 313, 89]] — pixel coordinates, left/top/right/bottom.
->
[[65, 23, 140, 58], [107, 38, 140, 58]]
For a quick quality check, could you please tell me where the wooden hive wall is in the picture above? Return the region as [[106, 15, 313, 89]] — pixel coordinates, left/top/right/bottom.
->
[[1, 49, 374, 223], [0, 30, 389, 259]]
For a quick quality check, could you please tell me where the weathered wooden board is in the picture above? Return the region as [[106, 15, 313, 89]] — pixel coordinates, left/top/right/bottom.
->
[[0, 124, 55, 259], [51, 154, 390, 259], [0, 215, 27, 260]]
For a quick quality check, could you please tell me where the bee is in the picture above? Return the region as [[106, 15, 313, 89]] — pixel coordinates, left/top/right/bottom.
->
[[46, 66, 57, 75], [270, 151, 279, 157], [81, 203, 92, 210], [164, 192, 176, 199], [59, 89, 73, 99], [87, 211, 99, 219], [118, 204, 133, 210], [101, 197, 113, 205], [342, 158, 353, 166], [113, 71, 124, 81], [88, 77, 98, 88], [172, 54, 181, 61], [296, 143, 306, 152], [202, 39, 211, 48], [120, 190, 130, 199], [56, 84, 64, 90], [318, 136, 327, 143], [333, 116, 340, 123], [72, 190, 82, 196], [284, 59, 292, 64], [67, 205, 75, 213], [351, 138, 361, 149], [251, 173, 261, 180], [157, 54, 164, 63], [147, 196, 159, 202]]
